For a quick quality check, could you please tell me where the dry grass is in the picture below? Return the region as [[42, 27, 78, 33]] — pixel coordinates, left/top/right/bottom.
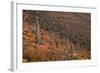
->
[[23, 10, 91, 62]]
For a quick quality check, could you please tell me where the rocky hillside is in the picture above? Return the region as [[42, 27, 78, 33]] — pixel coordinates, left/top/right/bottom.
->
[[23, 10, 91, 62]]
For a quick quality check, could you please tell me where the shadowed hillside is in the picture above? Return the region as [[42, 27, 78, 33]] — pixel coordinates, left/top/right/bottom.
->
[[23, 10, 91, 62]]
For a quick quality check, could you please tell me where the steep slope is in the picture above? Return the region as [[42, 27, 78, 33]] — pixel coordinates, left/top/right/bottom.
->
[[23, 10, 91, 62]]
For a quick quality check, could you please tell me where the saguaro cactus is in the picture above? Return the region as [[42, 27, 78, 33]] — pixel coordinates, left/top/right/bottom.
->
[[69, 43, 74, 60], [65, 39, 74, 60], [35, 16, 41, 46], [66, 39, 70, 60]]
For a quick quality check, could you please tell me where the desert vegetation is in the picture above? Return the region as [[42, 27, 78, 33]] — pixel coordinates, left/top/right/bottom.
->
[[23, 10, 91, 62]]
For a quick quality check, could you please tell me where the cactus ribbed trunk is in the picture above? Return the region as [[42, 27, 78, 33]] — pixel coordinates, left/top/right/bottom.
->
[[66, 39, 73, 60], [51, 32, 55, 48], [36, 16, 41, 46]]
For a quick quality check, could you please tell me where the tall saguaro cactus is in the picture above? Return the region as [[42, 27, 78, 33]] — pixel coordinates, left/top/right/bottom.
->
[[66, 39, 70, 59], [65, 39, 74, 60], [36, 16, 41, 46]]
